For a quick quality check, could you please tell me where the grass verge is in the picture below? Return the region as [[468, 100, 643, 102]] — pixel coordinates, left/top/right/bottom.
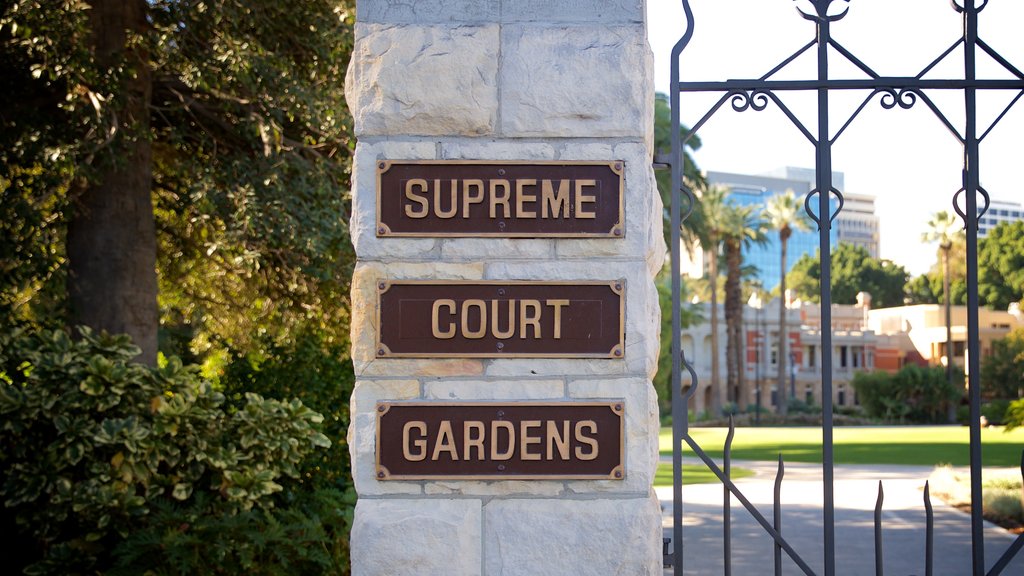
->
[[653, 463, 754, 487], [928, 465, 1023, 533], [659, 426, 1024, 467]]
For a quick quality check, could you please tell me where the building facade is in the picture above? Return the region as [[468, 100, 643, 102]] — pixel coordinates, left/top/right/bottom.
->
[[834, 192, 881, 258], [978, 198, 1023, 237]]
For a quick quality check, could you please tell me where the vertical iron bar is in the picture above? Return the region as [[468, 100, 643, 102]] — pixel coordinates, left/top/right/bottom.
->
[[724, 416, 735, 576], [924, 481, 934, 576], [815, 11, 837, 576], [774, 454, 784, 576], [669, 4, 695, 575], [963, 2, 985, 574], [874, 481, 884, 576]]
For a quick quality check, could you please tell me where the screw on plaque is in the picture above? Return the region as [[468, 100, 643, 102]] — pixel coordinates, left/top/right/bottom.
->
[[613, 228, 622, 236], [498, 168, 506, 175], [497, 410, 505, 418], [498, 288, 506, 296], [614, 162, 623, 171], [614, 283, 622, 291], [496, 342, 504, 350], [378, 348, 386, 356], [378, 162, 386, 169], [378, 282, 386, 290], [614, 349, 622, 357], [377, 471, 385, 478], [378, 405, 386, 412], [614, 470, 622, 478], [614, 404, 622, 412], [498, 221, 506, 229], [378, 226, 387, 234]]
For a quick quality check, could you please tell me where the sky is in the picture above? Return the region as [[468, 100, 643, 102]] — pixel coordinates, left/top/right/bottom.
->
[[646, 0, 1024, 276]]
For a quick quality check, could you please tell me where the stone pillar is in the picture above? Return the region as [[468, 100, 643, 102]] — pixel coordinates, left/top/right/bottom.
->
[[346, 1, 663, 574]]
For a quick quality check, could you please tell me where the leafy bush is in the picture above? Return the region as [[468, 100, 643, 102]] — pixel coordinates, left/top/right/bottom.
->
[[0, 327, 333, 574], [1004, 398, 1024, 431], [219, 330, 355, 491], [981, 399, 1012, 426], [852, 365, 962, 423]]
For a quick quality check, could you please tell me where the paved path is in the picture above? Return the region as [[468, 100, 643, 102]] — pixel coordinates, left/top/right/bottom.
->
[[657, 459, 1023, 575]]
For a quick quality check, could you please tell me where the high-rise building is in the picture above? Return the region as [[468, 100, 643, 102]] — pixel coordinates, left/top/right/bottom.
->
[[978, 198, 1023, 237], [704, 169, 839, 291], [834, 192, 881, 258]]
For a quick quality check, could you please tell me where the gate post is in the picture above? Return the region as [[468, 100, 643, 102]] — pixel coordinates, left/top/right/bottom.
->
[[345, 1, 664, 574]]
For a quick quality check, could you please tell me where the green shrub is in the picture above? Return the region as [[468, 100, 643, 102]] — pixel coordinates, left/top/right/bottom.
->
[[0, 327, 332, 574], [981, 399, 1012, 426], [1004, 398, 1024, 431], [852, 365, 961, 423]]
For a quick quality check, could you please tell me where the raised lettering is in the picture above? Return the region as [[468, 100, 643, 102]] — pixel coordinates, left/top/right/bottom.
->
[[461, 299, 487, 339], [546, 299, 569, 340], [402, 421, 428, 462], [431, 420, 459, 461], [431, 299, 457, 339], [546, 420, 570, 460], [541, 179, 570, 219], [491, 299, 515, 340], [491, 421, 515, 460], [519, 299, 542, 339], [435, 179, 458, 219], [404, 179, 429, 218], [515, 179, 538, 218], [575, 179, 597, 219], [463, 421, 485, 461], [489, 180, 511, 218], [574, 420, 599, 461], [520, 420, 542, 461], [462, 179, 485, 217]]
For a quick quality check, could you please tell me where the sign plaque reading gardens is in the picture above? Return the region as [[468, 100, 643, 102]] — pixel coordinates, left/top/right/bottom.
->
[[375, 402, 624, 480], [375, 280, 624, 358], [376, 160, 624, 237]]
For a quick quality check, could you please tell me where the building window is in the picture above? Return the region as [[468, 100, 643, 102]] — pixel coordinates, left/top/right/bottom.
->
[[805, 386, 814, 404], [839, 346, 848, 368], [807, 345, 816, 368], [838, 385, 846, 406], [953, 341, 966, 357]]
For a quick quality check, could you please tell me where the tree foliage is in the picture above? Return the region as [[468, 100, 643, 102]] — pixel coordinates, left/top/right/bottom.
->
[[981, 327, 1024, 400], [1, 0, 357, 355], [978, 221, 1024, 311], [785, 243, 909, 308], [0, 326, 335, 574]]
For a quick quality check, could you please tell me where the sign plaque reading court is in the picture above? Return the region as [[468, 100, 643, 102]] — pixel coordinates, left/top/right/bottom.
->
[[376, 280, 624, 358], [376, 160, 624, 237], [375, 402, 625, 480]]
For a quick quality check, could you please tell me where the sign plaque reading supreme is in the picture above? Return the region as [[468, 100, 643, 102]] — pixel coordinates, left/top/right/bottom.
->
[[376, 402, 624, 480], [376, 280, 624, 358], [376, 160, 623, 237]]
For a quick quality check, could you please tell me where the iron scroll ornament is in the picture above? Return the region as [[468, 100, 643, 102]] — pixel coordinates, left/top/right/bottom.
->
[[666, 1, 1024, 575]]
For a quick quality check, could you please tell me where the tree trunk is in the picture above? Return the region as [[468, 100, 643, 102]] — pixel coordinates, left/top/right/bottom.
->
[[777, 230, 790, 415], [709, 239, 722, 416], [724, 238, 743, 410], [944, 244, 955, 422], [67, 0, 158, 364]]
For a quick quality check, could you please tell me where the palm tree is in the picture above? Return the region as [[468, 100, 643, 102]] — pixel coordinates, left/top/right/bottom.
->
[[764, 190, 811, 415], [696, 185, 731, 416], [922, 210, 964, 402], [721, 205, 767, 411]]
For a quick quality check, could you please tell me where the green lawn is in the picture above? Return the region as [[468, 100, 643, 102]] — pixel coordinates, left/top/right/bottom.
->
[[654, 463, 754, 487], [658, 426, 1024, 467]]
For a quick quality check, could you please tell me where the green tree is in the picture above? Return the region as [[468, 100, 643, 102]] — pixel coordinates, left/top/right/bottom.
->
[[978, 221, 1024, 311], [721, 204, 766, 411], [764, 190, 810, 415], [922, 210, 964, 387], [695, 185, 732, 415], [785, 244, 909, 309], [1, 1, 356, 363], [981, 327, 1024, 400]]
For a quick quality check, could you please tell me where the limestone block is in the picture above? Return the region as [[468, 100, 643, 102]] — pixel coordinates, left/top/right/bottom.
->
[[357, 0, 500, 24], [501, 0, 644, 24], [567, 377, 659, 493], [553, 142, 664, 262], [483, 496, 662, 575], [425, 479, 563, 497], [484, 358, 628, 378], [350, 261, 487, 377], [440, 139, 556, 161], [352, 499, 482, 576], [348, 380, 424, 496], [441, 238, 553, 261], [346, 24, 499, 137], [424, 379, 564, 400], [500, 25, 652, 138], [351, 141, 440, 260], [484, 261, 661, 379]]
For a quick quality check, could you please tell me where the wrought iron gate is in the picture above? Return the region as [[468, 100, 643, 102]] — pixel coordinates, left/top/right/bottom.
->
[[666, 1, 1024, 574]]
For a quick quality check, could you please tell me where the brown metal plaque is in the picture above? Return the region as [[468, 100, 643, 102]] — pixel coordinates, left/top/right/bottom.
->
[[376, 281, 624, 358], [375, 402, 624, 480], [376, 160, 624, 237]]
